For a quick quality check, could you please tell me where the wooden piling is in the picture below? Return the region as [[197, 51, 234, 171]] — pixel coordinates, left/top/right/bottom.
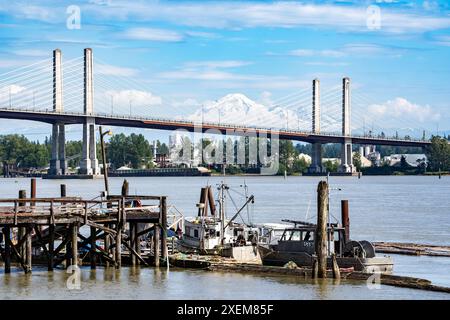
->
[[3, 227, 11, 273], [341, 200, 350, 243], [90, 226, 96, 269], [130, 223, 136, 266], [25, 226, 32, 273], [60, 184, 66, 197], [121, 179, 129, 196], [161, 196, 167, 261], [134, 222, 140, 266], [71, 224, 78, 267], [331, 253, 340, 279], [154, 224, 160, 267], [30, 178, 36, 205], [316, 181, 328, 278], [48, 225, 54, 271], [115, 225, 122, 268], [105, 228, 111, 268], [18, 190, 26, 258]]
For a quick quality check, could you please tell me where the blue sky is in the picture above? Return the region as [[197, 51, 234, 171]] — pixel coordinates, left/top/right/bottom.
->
[[1, 0, 450, 141]]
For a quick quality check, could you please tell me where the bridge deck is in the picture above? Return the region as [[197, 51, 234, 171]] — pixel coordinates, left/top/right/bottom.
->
[[0, 107, 431, 147]]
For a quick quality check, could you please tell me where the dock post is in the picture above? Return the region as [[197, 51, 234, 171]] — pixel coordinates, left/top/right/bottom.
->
[[121, 179, 129, 197], [134, 222, 140, 266], [316, 181, 328, 278], [48, 225, 55, 271], [341, 200, 350, 243], [130, 223, 136, 266], [60, 184, 66, 197], [3, 227, 11, 273], [161, 196, 167, 262], [154, 224, 160, 267], [90, 226, 96, 269], [332, 253, 340, 279], [104, 229, 110, 268], [25, 226, 32, 273], [30, 178, 36, 205], [115, 225, 122, 268], [71, 223, 78, 267], [18, 190, 26, 258]]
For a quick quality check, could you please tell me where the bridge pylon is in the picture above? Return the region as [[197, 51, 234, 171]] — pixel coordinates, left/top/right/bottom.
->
[[79, 48, 100, 175], [48, 49, 67, 175], [308, 78, 324, 173], [338, 77, 356, 173]]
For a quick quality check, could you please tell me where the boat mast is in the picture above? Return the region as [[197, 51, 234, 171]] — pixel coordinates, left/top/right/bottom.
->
[[220, 181, 225, 245]]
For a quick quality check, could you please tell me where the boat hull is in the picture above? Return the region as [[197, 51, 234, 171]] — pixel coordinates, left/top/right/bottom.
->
[[258, 246, 393, 274]]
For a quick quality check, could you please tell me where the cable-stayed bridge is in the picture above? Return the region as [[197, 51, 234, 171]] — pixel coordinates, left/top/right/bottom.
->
[[0, 49, 433, 176]]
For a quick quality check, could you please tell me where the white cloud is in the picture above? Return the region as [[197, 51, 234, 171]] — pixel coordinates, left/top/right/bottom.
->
[[13, 49, 49, 57], [0, 85, 27, 105], [122, 28, 184, 42], [84, 1, 450, 34], [287, 43, 404, 60], [102, 90, 162, 109], [184, 60, 251, 69], [96, 63, 139, 77], [289, 49, 345, 58], [368, 97, 440, 123]]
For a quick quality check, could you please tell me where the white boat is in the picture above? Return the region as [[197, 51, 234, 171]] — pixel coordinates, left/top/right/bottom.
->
[[178, 182, 261, 263], [257, 223, 292, 246]]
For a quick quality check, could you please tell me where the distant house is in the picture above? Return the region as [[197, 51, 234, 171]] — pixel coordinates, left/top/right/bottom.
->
[[383, 154, 427, 168]]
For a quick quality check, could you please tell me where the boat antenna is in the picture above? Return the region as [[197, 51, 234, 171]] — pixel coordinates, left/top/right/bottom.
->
[[243, 180, 251, 225]]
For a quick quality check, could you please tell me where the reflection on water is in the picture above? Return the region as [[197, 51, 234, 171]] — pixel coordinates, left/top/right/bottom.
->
[[0, 266, 449, 300], [0, 176, 449, 299]]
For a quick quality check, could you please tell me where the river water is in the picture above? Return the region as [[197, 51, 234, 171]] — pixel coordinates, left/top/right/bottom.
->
[[0, 175, 449, 299]]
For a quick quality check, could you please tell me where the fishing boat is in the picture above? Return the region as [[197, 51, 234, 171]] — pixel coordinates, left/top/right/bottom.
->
[[258, 219, 394, 274], [177, 182, 261, 263], [259, 177, 393, 274]]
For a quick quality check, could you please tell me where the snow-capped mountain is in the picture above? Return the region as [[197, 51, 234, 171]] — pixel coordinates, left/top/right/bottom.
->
[[188, 93, 311, 130]]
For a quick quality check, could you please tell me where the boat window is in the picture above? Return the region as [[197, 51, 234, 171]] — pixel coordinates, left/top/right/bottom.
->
[[304, 231, 313, 241], [194, 229, 199, 238], [185, 227, 191, 236], [289, 231, 301, 241]]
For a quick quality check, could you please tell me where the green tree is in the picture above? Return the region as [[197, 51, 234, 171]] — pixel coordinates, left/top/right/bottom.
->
[[323, 160, 338, 173], [426, 136, 450, 171], [353, 152, 362, 171]]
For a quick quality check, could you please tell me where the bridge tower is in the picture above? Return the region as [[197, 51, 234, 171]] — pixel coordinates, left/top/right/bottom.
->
[[308, 79, 323, 173], [338, 77, 355, 173], [48, 49, 67, 175], [79, 48, 100, 175]]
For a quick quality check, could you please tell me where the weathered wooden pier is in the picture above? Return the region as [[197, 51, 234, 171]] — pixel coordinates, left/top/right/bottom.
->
[[0, 179, 168, 273]]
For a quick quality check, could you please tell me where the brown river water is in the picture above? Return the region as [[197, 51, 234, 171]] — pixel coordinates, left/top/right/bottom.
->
[[0, 176, 449, 299]]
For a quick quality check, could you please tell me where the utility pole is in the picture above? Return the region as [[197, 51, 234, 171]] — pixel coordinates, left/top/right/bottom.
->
[[99, 126, 112, 196]]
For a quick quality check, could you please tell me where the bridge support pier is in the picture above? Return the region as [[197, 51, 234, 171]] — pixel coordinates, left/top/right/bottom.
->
[[48, 49, 67, 176], [309, 143, 323, 173], [79, 48, 99, 175], [338, 77, 355, 173]]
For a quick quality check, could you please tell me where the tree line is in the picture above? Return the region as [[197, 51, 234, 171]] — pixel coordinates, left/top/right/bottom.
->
[[0, 134, 169, 172]]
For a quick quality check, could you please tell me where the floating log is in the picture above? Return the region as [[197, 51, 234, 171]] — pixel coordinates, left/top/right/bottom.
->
[[373, 242, 450, 257]]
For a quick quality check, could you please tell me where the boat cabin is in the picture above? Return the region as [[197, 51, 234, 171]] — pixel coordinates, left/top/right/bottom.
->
[[276, 224, 346, 257]]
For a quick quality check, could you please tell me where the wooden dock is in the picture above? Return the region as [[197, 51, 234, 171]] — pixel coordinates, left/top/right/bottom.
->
[[0, 179, 168, 273]]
